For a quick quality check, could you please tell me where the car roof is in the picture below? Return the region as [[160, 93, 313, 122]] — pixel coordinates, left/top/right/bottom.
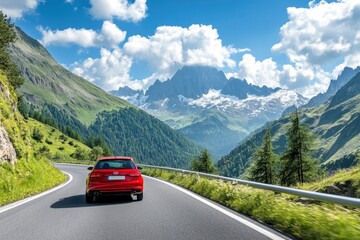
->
[[98, 156, 134, 161]]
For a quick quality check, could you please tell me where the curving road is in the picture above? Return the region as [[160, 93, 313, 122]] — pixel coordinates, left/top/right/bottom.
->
[[0, 164, 291, 240]]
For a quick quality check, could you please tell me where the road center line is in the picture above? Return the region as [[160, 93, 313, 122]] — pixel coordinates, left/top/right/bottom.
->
[[145, 175, 286, 240], [0, 172, 73, 214]]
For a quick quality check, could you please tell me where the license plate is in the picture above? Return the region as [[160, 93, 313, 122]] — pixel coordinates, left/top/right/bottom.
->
[[108, 176, 125, 180]]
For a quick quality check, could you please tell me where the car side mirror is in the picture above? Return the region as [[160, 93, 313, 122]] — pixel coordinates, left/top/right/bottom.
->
[[137, 166, 143, 170], [87, 167, 93, 171]]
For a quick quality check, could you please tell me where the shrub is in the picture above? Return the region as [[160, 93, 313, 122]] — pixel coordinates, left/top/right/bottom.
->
[[38, 145, 49, 153], [71, 147, 88, 160], [31, 128, 43, 142]]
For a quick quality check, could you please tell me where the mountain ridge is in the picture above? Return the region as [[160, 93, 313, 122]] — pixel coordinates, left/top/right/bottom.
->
[[9, 27, 131, 125], [111, 65, 307, 159]]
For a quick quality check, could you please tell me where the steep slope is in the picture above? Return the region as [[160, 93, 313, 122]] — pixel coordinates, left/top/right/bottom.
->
[[305, 67, 360, 108], [112, 66, 307, 159], [7, 26, 201, 168], [219, 72, 360, 177], [8, 27, 131, 125], [0, 70, 65, 206]]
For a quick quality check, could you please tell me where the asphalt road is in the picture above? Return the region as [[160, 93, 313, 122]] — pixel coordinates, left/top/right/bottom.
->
[[0, 164, 291, 240]]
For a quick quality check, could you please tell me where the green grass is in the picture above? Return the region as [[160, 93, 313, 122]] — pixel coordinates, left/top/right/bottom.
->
[[142, 169, 360, 240], [0, 157, 67, 206], [301, 165, 360, 197]]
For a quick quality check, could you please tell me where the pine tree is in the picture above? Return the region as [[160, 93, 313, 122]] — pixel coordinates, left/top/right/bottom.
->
[[0, 11, 24, 88], [280, 111, 318, 186], [190, 149, 217, 174], [246, 128, 277, 184]]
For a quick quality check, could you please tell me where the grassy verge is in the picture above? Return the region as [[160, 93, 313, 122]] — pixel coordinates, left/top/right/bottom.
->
[[142, 168, 360, 240], [300, 165, 360, 197], [0, 157, 66, 206]]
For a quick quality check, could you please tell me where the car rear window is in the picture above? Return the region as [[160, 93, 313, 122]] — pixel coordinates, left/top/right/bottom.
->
[[95, 160, 136, 169]]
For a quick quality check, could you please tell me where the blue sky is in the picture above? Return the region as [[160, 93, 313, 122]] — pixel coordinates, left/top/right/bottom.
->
[[1, 0, 359, 98]]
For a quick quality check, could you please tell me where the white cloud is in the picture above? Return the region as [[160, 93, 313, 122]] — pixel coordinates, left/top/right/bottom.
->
[[235, 54, 280, 88], [124, 24, 244, 80], [229, 53, 331, 98], [71, 48, 133, 91], [38, 21, 126, 48], [89, 0, 147, 22], [269, 0, 360, 97], [0, 0, 42, 18]]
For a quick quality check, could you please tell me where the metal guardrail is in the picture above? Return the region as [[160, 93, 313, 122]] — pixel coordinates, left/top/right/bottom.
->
[[138, 164, 360, 208]]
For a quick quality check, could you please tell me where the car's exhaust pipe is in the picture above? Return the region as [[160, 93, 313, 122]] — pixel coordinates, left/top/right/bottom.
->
[[93, 191, 100, 196]]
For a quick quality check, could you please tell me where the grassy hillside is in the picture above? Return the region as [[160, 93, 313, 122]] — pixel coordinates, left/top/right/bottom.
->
[[26, 118, 91, 161], [8, 27, 131, 125], [219, 73, 360, 177], [0, 70, 66, 206]]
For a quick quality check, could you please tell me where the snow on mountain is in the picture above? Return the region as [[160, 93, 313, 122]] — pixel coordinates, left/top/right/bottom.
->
[[181, 89, 308, 117], [110, 66, 309, 159]]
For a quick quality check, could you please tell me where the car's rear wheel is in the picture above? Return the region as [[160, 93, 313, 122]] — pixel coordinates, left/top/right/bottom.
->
[[85, 192, 93, 203], [137, 192, 143, 201]]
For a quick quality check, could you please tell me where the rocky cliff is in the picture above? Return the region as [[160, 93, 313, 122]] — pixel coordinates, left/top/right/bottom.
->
[[0, 125, 16, 165]]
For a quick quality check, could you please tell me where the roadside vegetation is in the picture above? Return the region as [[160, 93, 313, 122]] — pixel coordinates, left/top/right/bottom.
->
[[301, 164, 360, 198], [0, 157, 67, 206], [142, 168, 360, 240], [0, 12, 65, 206]]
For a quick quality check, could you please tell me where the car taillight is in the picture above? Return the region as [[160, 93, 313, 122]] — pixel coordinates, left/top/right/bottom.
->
[[129, 173, 141, 177], [90, 173, 103, 178]]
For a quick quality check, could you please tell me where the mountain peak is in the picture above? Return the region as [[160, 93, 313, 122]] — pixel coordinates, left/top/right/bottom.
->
[[146, 65, 228, 101], [221, 77, 280, 100], [305, 66, 360, 108]]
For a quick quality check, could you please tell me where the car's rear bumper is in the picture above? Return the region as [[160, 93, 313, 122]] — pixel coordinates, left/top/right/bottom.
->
[[87, 182, 143, 196]]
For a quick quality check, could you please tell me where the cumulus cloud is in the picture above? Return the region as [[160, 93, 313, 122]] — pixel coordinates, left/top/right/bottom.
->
[[0, 0, 42, 18], [235, 54, 280, 88], [71, 48, 133, 91], [269, 0, 360, 96], [89, 0, 147, 22], [38, 21, 126, 48], [124, 24, 245, 80], [229, 53, 331, 98]]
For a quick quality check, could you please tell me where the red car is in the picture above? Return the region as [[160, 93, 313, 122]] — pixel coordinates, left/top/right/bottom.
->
[[86, 156, 144, 203]]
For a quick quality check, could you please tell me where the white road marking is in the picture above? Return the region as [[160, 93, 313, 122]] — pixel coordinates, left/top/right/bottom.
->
[[0, 172, 73, 214], [145, 175, 286, 240]]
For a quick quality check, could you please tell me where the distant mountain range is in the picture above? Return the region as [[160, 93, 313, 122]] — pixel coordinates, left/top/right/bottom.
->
[[219, 70, 360, 177], [111, 65, 307, 159], [8, 27, 200, 168], [305, 66, 360, 108]]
